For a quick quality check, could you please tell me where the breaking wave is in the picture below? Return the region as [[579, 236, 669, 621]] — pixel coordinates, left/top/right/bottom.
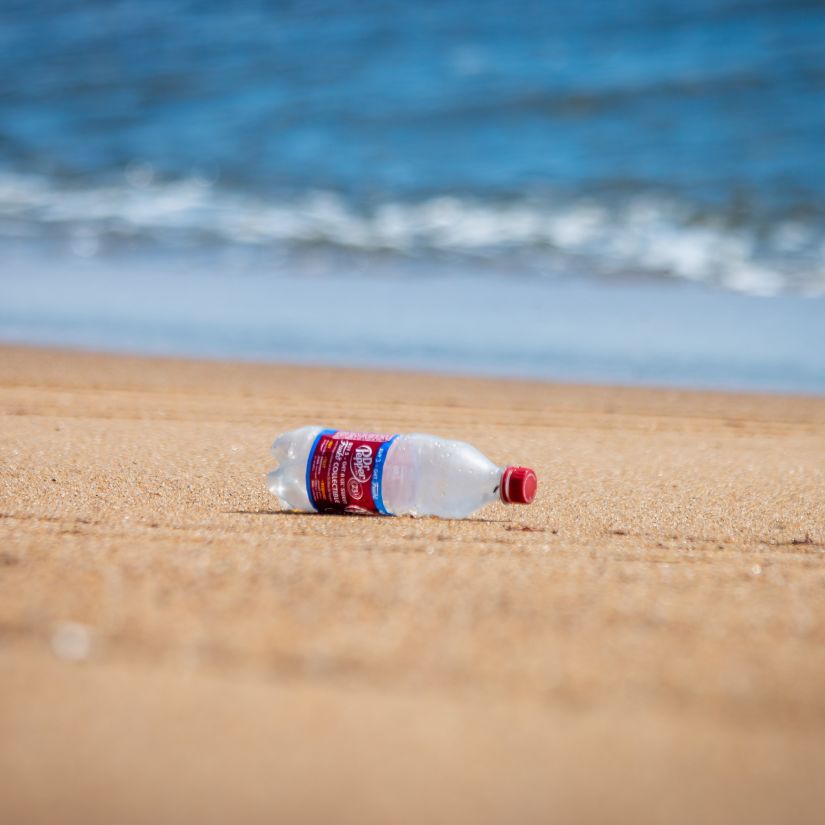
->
[[1, 170, 823, 297]]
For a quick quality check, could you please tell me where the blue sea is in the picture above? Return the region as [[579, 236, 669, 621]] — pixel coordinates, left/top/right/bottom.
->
[[1, 0, 824, 392]]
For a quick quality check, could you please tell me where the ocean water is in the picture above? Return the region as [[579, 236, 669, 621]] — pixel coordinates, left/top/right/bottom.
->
[[1, 0, 824, 391]]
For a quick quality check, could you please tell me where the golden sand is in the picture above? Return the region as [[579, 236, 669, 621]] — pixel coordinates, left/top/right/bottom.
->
[[1, 345, 824, 824]]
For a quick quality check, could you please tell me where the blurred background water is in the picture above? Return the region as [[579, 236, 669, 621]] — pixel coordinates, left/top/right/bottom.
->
[[1, 0, 824, 391]]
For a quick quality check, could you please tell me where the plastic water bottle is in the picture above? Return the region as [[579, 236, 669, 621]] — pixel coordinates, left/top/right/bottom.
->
[[267, 426, 537, 519]]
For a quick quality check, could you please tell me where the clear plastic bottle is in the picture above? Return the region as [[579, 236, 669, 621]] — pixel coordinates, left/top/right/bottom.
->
[[267, 425, 537, 519]]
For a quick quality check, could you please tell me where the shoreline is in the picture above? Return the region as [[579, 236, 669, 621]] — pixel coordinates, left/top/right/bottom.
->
[[1, 344, 824, 824], [4, 250, 825, 395], [3, 334, 825, 401]]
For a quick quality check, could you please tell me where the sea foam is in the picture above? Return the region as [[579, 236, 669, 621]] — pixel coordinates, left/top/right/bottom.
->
[[1, 171, 823, 298]]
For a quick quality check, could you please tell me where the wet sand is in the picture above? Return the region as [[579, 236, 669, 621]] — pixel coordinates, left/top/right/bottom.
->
[[1, 344, 824, 824]]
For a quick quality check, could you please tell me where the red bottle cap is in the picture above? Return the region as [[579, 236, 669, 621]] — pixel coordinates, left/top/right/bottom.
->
[[500, 466, 538, 504]]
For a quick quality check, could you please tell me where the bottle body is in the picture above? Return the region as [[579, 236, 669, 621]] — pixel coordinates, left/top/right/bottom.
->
[[267, 426, 535, 519], [379, 433, 502, 518]]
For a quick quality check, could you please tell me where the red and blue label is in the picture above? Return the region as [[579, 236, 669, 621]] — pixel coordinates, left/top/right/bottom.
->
[[306, 430, 398, 515]]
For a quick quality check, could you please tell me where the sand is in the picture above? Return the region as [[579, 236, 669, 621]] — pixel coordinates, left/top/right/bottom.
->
[[1, 344, 824, 825]]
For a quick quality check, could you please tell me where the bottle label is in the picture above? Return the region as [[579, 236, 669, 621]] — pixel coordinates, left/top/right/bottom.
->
[[306, 430, 398, 515]]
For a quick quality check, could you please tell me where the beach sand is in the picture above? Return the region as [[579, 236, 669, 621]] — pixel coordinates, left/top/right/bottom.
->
[[1, 344, 824, 824]]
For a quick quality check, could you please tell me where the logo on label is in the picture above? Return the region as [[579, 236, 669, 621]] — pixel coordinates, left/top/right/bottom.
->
[[350, 444, 374, 483], [346, 477, 363, 500]]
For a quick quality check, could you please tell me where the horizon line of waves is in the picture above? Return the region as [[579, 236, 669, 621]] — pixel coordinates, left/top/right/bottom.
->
[[0, 171, 823, 297]]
